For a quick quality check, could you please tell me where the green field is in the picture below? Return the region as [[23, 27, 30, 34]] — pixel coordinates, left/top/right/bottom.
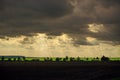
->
[[25, 57, 120, 61], [0, 56, 120, 62]]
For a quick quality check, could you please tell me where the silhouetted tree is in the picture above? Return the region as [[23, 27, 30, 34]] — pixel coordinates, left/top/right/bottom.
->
[[1, 56, 4, 61], [63, 56, 69, 62], [32, 59, 39, 62], [18, 57, 21, 61], [66, 56, 68, 60], [13, 58, 17, 61], [23, 57, 26, 61], [44, 57, 48, 61], [86, 58, 89, 61], [76, 57, 80, 61], [44, 57, 52, 62], [56, 57, 61, 62], [70, 57, 75, 62], [96, 57, 99, 61], [8, 58, 11, 61], [49, 58, 52, 62], [91, 57, 99, 61], [101, 56, 109, 61], [63, 58, 66, 62]]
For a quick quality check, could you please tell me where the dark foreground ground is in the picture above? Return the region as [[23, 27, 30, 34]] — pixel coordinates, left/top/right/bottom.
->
[[0, 61, 120, 80]]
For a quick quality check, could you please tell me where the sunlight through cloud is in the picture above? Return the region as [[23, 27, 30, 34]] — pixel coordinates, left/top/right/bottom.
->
[[88, 23, 105, 33], [0, 33, 119, 57]]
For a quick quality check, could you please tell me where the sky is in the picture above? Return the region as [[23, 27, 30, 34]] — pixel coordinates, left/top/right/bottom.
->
[[0, 0, 120, 57]]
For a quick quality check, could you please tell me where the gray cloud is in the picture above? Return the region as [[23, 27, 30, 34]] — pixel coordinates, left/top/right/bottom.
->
[[0, 0, 4, 11], [90, 24, 120, 43], [0, 0, 120, 45], [74, 0, 120, 23], [4, 0, 73, 19]]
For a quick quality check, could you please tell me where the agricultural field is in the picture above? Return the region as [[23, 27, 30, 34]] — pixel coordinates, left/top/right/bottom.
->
[[0, 56, 120, 80], [24, 57, 120, 61], [0, 56, 120, 62]]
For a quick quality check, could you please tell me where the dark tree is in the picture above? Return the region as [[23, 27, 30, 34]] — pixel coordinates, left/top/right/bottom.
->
[[8, 58, 11, 61], [63, 58, 66, 62], [86, 58, 89, 61], [13, 58, 17, 61], [76, 57, 80, 61], [49, 58, 53, 62], [65, 56, 68, 60], [18, 57, 21, 61], [70, 57, 75, 62], [1, 56, 4, 61], [96, 57, 99, 61], [44, 57, 47, 61], [63, 56, 69, 62], [44, 57, 52, 62], [56, 57, 61, 62], [23, 57, 26, 61], [101, 56, 109, 62]]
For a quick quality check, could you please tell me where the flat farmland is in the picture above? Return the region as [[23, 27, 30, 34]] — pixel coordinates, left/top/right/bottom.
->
[[0, 61, 120, 80]]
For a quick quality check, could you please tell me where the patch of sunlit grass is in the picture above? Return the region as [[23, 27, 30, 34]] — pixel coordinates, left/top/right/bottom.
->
[[0, 57, 120, 62]]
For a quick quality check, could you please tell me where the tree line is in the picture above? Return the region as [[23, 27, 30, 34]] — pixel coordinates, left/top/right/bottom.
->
[[0, 56, 110, 62]]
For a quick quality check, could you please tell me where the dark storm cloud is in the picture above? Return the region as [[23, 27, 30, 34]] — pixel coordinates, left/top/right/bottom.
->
[[4, 0, 73, 18], [0, 0, 4, 11], [0, 0, 74, 36], [90, 24, 120, 43], [74, 0, 120, 23], [0, 0, 120, 45]]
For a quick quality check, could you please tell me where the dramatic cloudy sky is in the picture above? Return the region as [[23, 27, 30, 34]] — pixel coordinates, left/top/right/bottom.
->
[[0, 0, 120, 57]]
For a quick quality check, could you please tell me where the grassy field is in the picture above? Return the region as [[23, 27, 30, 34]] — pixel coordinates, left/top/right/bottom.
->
[[0, 57, 120, 62], [0, 56, 120, 80]]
